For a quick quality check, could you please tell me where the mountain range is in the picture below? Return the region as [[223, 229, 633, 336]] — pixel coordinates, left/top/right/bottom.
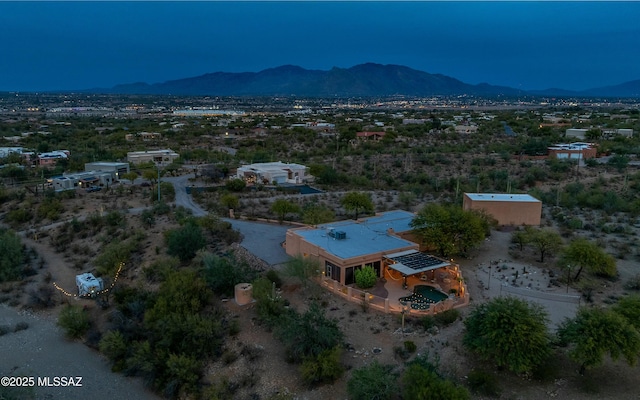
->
[[96, 63, 640, 98]]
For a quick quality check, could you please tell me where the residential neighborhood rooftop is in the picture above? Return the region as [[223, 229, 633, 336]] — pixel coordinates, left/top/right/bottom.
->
[[465, 193, 541, 203], [295, 210, 417, 260]]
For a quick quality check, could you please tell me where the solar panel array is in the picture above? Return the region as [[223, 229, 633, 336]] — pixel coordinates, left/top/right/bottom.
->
[[391, 253, 445, 270]]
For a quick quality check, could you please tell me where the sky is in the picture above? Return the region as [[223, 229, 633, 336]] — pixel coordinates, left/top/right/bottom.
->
[[1, 1, 639, 92]]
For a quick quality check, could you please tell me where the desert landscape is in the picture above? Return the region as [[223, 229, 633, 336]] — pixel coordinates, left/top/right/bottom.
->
[[1, 170, 639, 399]]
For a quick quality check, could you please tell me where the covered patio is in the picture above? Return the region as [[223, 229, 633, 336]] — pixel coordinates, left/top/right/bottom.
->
[[319, 250, 468, 315]]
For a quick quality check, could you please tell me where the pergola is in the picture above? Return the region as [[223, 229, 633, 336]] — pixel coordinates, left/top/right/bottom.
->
[[384, 250, 451, 288]]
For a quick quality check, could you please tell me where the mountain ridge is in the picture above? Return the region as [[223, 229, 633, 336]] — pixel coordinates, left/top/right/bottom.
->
[[96, 63, 639, 98]]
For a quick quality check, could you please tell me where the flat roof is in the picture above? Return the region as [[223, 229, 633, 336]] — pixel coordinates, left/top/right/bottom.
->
[[384, 250, 451, 276], [296, 210, 417, 260], [465, 193, 541, 203]]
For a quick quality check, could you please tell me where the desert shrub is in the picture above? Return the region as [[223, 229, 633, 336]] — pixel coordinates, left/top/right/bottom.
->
[[402, 363, 469, 400], [347, 361, 399, 400], [265, 269, 282, 287], [28, 284, 55, 309], [58, 304, 91, 339], [421, 315, 436, 330], [467, 369, 501, 397], [165, 222, 206, 262], [566, 218, 583, 230], [0, 228, 24, 282], [99, 330, 128, 371], [404, 340, 417, 353], [394, 345, 411, 361], [355, 265, 377, 289], [275, 302, 344, 364], [300, 346, 344, 386], [143, 257, 179, 283], [252, 277, 288, 327], [95, 236, 141, 276], [140, 209, 155, 228], [201, 377, 236, 400], [434, 309, 460, 326], [463, 297, 551, 374], [36, 197, 64, 221], [203, 253, 258, 297], [5, 208, 33, 225], [105, 211, 126, 227]]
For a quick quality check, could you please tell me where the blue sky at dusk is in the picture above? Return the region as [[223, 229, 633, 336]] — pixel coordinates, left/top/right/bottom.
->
[[1, 1, 639, 92]]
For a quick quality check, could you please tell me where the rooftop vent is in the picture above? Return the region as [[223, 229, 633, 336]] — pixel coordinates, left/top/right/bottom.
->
[[329, 230, 347, 240]]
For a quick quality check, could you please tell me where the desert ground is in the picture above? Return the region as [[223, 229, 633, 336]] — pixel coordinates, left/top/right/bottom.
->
[[1, 175, 639, 400]]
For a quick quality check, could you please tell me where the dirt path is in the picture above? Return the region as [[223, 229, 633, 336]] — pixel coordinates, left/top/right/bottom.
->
[[0, 304, 159, 400]]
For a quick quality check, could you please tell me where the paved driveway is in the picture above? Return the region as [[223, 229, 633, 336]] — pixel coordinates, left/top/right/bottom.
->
[[165, 174, 291, 266], [223, 218, 292, 267]]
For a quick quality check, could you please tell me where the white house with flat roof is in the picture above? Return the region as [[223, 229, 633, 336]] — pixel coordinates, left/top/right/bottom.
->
[[85, 162, 130, 178], [236, 161, 308, 185], [127, 149, 179, 166]]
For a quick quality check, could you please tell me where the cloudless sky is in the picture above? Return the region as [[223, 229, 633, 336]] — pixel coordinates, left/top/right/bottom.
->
[[1, 1, 639, 92]]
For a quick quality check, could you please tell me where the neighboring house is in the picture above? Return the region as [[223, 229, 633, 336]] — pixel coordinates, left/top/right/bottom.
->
[[547, 142, 597, 160], [356, 131, 386, 140], [0, 147, 23, 159], [37, 150, 70, 168], [126, 149, 179, 166], [603, 128, 633, 138], [462, 193, 542, 226], [565, 128, 588, 140], [125, 131, 162, 141], [84, 162, 130, 178], [50, 170, 116, 191], [236, 161, 308, 185], [454, 125, 478, 134]]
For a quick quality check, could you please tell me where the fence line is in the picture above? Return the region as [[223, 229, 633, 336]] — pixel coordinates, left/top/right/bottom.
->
[[501, 284, 581, 304]]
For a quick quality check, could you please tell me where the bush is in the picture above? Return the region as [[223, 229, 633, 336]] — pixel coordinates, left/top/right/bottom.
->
[[143, 257, 179, 283], [347, 361, 398, 400], [300, 346, 343, 386], [275, 303, 344, 364], [99, 330, 128, 371], [58, 304, 91, 339], [421, 315, 436, 330], [355, 266, 377, 289], [203, 253, 258, 297], [404, 340, 417, 353], [402, 363, 469, 400], [165, 222, 206, 262], [467, 369, 501, 397], [0, 228, 24, 282], [434, 309, 460, 326], [266, 269, 282, 288], [463, 297, 551, 374]]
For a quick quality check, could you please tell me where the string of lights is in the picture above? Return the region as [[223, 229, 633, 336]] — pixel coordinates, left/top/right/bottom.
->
[[53, 262, 124, 298]]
